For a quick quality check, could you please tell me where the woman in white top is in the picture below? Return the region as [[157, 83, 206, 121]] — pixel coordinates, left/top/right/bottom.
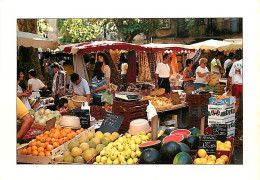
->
[[120, 58, 128, 82], [194, 58, 211, 90], [17, 69, 31, 110], [98, 52, 111, 87], [27, 69, 45, 99]]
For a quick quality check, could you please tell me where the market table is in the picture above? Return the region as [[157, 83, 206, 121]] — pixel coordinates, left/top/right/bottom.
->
[[156, 103, 189, 129]]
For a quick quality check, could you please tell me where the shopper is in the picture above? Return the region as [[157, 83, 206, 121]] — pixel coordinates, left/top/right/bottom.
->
[[155, 53, 173, 93], [17, 97, 34, 140], [27, 69, 46, 99], [70, 73, 91, 105], [58, 98, 69, 115], [182, 59, 195, 92], [211, 52, 223, 74], [226, 58, 243, 114], [98, 52, 111, 87], [51, 62, 66, 108], [194, 58, 211, 90], [17, 69, 31, 110], [223, 52, 234, 78], [92, 62, 108, 106], [29, 98, 41, 111], [120, 58, 128, 83]]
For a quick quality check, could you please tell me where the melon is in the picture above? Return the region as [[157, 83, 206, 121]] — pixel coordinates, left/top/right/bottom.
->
[[73, 156, 84, 164], [139, 140, 161, 152], [68, 140, 79, 151], [170, 129, 191, 138], [160, 141, 181, 164], [162, 134, 184, 144], [173, 152, 193, 164], [189, 127, 200, 136], [71, 147, 82, 157], [139, 148, 161, 164], [157, 134, 167, 142], [185, 135, 199, 150], [178, 142, 191, 154]]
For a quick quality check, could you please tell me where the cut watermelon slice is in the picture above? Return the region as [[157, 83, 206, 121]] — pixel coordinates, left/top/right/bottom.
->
[[162, 134, 184, 144], [170, 129, 191, 138], [139, 140, 161, 151]]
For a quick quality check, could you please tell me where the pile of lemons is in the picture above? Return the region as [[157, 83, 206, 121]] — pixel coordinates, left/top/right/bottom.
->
[[193, 149, 229, 165], [217, 140, 232, 151], [94, 130, 151, 164]]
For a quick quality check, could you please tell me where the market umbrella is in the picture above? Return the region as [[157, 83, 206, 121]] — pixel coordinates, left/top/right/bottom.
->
[[187, 39, 232, 51], [17, 31, 58, 50], [141, 43, 195, 52]]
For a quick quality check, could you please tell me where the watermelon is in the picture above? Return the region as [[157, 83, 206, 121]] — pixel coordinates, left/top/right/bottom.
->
[[178, 142, 191, 154], [157, 134, 167, 142], [160, 141, 181, 164], [139, 148, 161, 164], [173, 152, 193, 164], [170, 129, 191, 138], [162, 134, 184, 144], [185, 135, 199, 150], [189, 127, 200, 136], [139, 140, 161, 151]]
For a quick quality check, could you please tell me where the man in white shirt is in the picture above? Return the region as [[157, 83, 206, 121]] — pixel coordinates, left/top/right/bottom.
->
[[226, 59, 242, 114], [223, 53, 234, 78], [155, 53, 173, 93], [70, 73, 91, 105], [211, 52, 223, 74]]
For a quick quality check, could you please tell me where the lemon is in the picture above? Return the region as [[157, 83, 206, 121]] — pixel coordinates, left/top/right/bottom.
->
[[198, 149, 207, 158]]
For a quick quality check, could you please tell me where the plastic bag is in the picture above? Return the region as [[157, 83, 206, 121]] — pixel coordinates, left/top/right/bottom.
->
[[101, 90, 113, 105]]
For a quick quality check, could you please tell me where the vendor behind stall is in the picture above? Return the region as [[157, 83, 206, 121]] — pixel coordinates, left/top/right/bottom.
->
[[27, 69, 46, 99], [155, 53, 173, 93], [69, 73, 91, 105]]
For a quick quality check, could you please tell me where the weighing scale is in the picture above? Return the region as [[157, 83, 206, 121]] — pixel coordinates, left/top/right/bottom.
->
[[115, 92, 141, 101]]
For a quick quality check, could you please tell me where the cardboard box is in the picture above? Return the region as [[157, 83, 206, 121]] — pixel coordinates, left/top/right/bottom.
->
[[208, 104, 235, 119], [208, 117, 235, 137], [209, 96, 236, 105]]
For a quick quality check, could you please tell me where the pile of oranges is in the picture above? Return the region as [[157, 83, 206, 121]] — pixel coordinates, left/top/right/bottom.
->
[[21, 125, 86, 157]]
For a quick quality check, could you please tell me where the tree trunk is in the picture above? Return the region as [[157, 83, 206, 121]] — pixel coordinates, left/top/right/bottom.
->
[[17, 19, 44, 84]]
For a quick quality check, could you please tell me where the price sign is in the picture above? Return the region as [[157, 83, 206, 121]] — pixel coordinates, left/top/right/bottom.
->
[[199, 135, 217, 155], [99, 112, 124, 134], [211, 124, 227, 142], [72, 109, 90, 129]]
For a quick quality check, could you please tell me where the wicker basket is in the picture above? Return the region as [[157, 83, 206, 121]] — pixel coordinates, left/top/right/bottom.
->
[[71, 96, 87, 107]]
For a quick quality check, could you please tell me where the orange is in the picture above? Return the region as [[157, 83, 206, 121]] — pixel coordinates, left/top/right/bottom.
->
[[38, 151, 45, 157], [47, 145, 54, 151], [45, 151, 51, 157], [61, 131, 67, 137], [50, 133, 54, 138], [28, 141, 33, 147], [64, 128, 72, 134], [62, 137, 68, 142], [31, 141, 37, 147], [22, 148, 28, 155], [32, 146, 38, 151], [40, 137, 46, 143], [50, 128, 55, 133], [38, 147, 45, 152], [45, 142, 50, 146], [55, 125, 62, 130], [36, 141, 42, 147], [46, 137, 51, 142], [220, 155, 229, 163], [53, 142, 60, 148], [43, 134, 49, 139], [32, 150, 38, 156], [40, 134, 44, 137], [58, 138, 64, 145], [40, 143, 47, 149], [36, 136, 41, 141], [27, 147, 32, 155], [198, 149, 207, 158], [44, 131, 50, 135], [71, 132, 77, 137], [67, 133, 73, 140], [53, 133, 59, 139], [80, 128, 84, 132]]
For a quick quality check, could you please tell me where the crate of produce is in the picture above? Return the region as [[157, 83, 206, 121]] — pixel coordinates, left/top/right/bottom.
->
[[217, 84, 233, 95], [208, 104, 235, 119], [208, 116, 235, 137], [187, 94, 209, 106], [17, 126, 95, 164], [209, 96, 236, 105], [188, 116, 208, 130], [189, 105, 208, 118], [32, 117, 56, 131]]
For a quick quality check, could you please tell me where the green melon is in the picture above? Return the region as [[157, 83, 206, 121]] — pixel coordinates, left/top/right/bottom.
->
[[139, 148, 161, 164], [178, 142, 191, 154], [189, 127, 200, 136], [160, 141, 181, 164], [184, 135, 199, 150], [173, 152, 193, 164]]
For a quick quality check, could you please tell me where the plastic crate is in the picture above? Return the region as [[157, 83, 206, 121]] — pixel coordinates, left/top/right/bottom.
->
[[189, 105, 208, 118]]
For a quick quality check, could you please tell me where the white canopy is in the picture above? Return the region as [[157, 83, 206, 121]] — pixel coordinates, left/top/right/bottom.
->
[[17, 31, 58, 50], [141, 43, 192, 49], [187, 39, 242, 51]]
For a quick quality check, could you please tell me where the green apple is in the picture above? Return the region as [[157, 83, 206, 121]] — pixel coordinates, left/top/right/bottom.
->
[[106, 159, 113, 164], [130, 144, 136, 151], [130, 151, 137, 159], [117, 137, 124, 144], [140, 130, 146, 135], [123, 151, 130, 159], [113, 158, 119, 164], [95, 155, 101, 163], [118, 155, 125, 163], [136, 150, 141, 157], [118, 144, 124, 152], [110, 151, 118, 161], [121, 160, 127, 164], [133, 157, 138, 164], [127, 158, 134, 164], [105, 151, 111, 158], [100, 150, 106, 156], [135, 137, 142, 144], [101, 156, 107, 164]]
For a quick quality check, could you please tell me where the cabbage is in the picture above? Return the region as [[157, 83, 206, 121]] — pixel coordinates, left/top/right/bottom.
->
[[34, 111, 39, 116], [48, 113, 55, 119], [29, 109, 35, 115], [45, 109, 52, 116], [39, 119, 47, 125], [38, 108, 45, 115]]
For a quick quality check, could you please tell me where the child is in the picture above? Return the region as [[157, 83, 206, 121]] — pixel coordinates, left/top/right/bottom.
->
[[29, 98, 40, 111], [58, 98, 69, 115]]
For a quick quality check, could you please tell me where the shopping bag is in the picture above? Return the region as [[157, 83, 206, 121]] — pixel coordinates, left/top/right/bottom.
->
[[101, 90, 113, 105]]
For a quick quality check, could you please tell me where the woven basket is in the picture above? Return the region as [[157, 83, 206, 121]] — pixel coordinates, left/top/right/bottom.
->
[[71, 96, 87, 107]]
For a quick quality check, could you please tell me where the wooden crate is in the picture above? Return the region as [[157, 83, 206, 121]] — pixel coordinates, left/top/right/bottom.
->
[[17, 126, 95, 164], [32, 117, 56, 131]]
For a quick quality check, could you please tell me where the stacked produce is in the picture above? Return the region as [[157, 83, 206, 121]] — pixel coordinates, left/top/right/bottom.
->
[[54, 131, 120, 164], [28, 108, 61, 125], [94, 131, 151, 164], [193, 149, 230, 164], [90, 106, 107, 120], [20, 126, 85, 157], [217, 140, 232, 151], [142, 96, 172, 109]]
